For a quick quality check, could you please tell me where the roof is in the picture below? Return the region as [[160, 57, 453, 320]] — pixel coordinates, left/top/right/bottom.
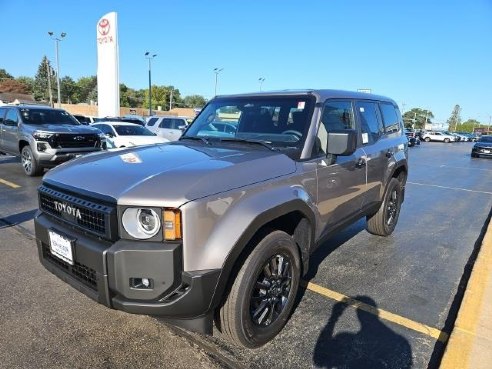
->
[[215, 89, 396, 104], [0, 104, 62, 110], [91, 121, 141, 126]]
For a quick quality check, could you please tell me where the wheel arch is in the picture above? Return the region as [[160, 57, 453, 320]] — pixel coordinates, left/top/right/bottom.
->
[[19, 140, 30, 154], [209, 199, 315, 312]]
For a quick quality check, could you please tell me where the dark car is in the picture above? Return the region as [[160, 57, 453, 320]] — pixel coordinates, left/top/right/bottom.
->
[[407, 136, 420, 147], [471, 135, 492, 158], [94, 116, 145, 126]]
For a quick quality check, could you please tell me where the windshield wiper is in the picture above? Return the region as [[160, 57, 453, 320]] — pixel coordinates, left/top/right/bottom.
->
[[179, 136, 210, 145], [218, 137, 278, 151]]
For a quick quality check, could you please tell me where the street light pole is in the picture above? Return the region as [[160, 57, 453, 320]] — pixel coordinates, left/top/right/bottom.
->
[[145, 52, 157, 116], [258, 77, 265, 91], [48, 31, 66, 108], [213, 67, 223, 96]]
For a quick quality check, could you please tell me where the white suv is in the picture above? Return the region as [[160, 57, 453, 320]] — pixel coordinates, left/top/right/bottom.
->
[[145, 116, 189, 141], [422, 131, 456, 143]]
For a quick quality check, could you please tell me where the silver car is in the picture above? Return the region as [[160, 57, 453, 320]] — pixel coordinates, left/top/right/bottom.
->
[[34, 90, 408, 348]]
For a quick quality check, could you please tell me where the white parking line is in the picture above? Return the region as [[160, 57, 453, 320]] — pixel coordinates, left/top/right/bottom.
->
[[407, 182, 492, 195]]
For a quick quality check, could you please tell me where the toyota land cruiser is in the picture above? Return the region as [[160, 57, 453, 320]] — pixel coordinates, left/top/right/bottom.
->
[[34, 90, 408, 348], [0, 105, 104, 176]]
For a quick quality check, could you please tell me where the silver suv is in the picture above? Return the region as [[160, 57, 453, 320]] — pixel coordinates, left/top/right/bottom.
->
[[34, 90, 408, 347], [0, 105, 104, 176]]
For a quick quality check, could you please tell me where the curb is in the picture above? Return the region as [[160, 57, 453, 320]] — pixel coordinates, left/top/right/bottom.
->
[[440, 217, 492, 368]]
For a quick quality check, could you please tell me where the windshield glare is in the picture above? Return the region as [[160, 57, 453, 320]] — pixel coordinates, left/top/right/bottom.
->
[[184, 96, 314, 148], [114, 125, 155, 136], [20, 108, 80, 125]]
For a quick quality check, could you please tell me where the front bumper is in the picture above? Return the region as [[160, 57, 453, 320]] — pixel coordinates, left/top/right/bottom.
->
[[472, 147, 492, 157], [36, 148, 102, 167], [34, 212, 221, 321]]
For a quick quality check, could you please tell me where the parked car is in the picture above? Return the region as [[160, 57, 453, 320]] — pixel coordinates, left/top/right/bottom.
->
[[34, 89, 408, 348], [73, 114, 96, 125], [91, 122, 169, 147], [471, 135, 492, 158], [145, 116, 189, 141], [407, 136, 420, 147], [0, 105, 104, 176], [422, 131, 456, 143], [94, 116, 145, 126]]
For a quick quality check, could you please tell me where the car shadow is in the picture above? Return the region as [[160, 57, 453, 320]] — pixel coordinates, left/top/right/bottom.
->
[[312, 295, 413, 368], [0, 155, 19, 165], [0, 209, 37, 229]]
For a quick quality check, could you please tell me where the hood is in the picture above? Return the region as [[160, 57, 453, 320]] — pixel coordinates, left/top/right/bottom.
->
[[122, 136, 169, 145], [22, 123, 101, 134], [44, 142, 296, 207]]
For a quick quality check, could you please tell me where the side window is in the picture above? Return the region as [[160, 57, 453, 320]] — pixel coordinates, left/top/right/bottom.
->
[[146, 117, 158, 127], [355, 101, 383, 145], [5, 109, 19, 126], [379, 103, 400, 134], [159, 118, 173, 129], [94, 124, 113, 135], [315, 100, 354, 156]]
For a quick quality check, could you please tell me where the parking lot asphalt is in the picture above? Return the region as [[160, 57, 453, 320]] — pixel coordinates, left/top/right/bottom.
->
[[0, 141, 491, 369]]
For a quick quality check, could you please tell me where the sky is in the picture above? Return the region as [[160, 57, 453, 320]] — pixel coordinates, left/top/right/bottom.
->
[[1, 0, 491, 124]]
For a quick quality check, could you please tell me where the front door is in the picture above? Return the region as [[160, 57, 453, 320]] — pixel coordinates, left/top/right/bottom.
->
[[2, 108, 20, 154], [314, 100, 367, 237]]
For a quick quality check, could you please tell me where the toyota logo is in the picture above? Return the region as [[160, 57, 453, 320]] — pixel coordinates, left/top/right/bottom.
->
[[73, 136, 85, 141], [98, 18, 110, 36]]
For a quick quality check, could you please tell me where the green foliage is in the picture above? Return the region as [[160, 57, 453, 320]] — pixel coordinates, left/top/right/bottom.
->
[[447, 104, 462, 132], [183, 95, 207, 108], [16, 76, 34, 94], [75, 76, 97, 103], [60, 76, 78, 103], [402, 108, 434, 129], [0, 68, 13, 80], [33, 56, 56, 102]]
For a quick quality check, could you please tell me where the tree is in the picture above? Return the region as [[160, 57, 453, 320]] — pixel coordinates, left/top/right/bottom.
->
[[33, 56, 56, 102], [0, 68, 13, 81], [447, 104, 461, 132], [16, 76, 35, 94], [183, 94, 207, 108], [75, 76, 97, 103], [0, 79, 31, 94], [61, 76, 78, 104], [402, 108, 434, 129]]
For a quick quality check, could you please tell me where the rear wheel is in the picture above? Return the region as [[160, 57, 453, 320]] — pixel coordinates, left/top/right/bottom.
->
[[366, 178, 402, 236], [21, 145, 43, 176], [219, 230, 301, 348], [444, 138, 450, 143]]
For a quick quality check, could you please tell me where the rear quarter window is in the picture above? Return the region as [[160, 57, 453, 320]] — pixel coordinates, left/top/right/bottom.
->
[[379, 103, 400, 134]]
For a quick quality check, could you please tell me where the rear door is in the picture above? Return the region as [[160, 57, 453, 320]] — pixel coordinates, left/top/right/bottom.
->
[[354, 100, 387, 208], [0, 107, 7, 151], [314, 99, 367, 235]]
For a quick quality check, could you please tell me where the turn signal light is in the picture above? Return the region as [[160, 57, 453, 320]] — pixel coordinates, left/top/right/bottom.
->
[[163, 209, 182, 240]]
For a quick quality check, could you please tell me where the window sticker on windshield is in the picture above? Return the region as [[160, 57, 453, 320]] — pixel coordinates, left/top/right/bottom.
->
[[120, 153, 142, 164], [362, 133, 369, 144], [359, 107, 365, 113], [297, 101, 305, 110]]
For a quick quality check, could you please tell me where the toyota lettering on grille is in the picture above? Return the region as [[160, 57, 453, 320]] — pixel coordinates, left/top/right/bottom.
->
[[73, 136, 85, 141], [54, 201, 82, 220]]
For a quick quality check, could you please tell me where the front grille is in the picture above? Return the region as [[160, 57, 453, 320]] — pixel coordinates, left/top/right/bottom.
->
[[42, 243, 97, 290], [49, 133, 101, 149], [38, 185, 117, 240]]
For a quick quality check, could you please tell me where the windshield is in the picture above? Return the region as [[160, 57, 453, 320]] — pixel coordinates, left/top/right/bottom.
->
[[20, 108, 80, 125], [114, 125, 155, 136], [183, 95, 315, 149], [479, 136, 492, 143]]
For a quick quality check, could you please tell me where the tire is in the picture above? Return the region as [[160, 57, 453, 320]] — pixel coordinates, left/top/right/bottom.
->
[[366, 178, 402, 236], [471, 153, 478, 158], [21, 145, 43, 176], [219, 230, 301, 348], [444, 138, 450, 143], [425, 137, 431, 142]]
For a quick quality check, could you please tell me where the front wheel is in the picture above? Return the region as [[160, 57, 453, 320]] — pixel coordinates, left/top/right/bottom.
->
[[218, 230, 301, 348], [425, 137, 431, 142], [366, 178, 402, 236], [21, 145, 43, 176]]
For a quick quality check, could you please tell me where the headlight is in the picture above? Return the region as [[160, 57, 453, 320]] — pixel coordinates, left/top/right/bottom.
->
[[32, 131, 53, 140], [122, 208, 161, 239]]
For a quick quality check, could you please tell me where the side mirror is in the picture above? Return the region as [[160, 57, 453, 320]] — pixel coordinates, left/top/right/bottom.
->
[[106, 133, 114, 138], [326, 129, 357, 156], [5, 119, 17, 127]]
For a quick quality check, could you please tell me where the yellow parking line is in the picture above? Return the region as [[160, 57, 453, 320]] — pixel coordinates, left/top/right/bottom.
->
[[0, 178, 20, 189], [300, 280, 449, 343], [440, 219, 492, 369]]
